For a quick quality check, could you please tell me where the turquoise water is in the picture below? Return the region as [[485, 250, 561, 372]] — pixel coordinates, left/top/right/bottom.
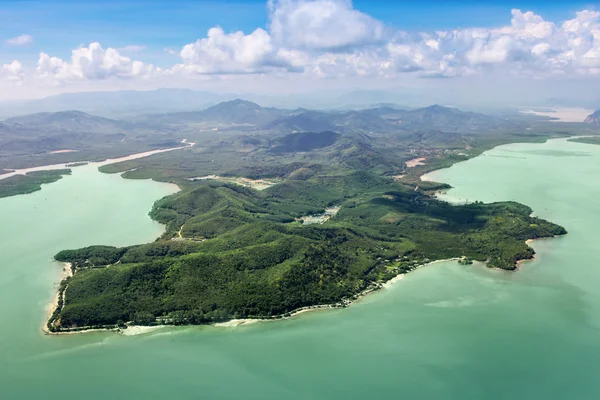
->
[[1, 138, 600, 399]]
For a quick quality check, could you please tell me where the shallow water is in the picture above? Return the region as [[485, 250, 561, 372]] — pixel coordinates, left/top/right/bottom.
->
[[1, 138, 600, 399]]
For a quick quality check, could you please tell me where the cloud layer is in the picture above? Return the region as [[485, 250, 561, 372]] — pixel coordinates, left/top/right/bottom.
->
[[4, 0, 600, 86]]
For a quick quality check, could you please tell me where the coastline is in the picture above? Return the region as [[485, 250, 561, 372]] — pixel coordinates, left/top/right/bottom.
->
[[0, 140, 194, 182], [43, 262, 73, 334], [46, 258, 463, 335], [419, 164, 564, 273]]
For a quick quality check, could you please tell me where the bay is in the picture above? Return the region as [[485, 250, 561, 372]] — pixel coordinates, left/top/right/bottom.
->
[[1, 138, 599, 399]]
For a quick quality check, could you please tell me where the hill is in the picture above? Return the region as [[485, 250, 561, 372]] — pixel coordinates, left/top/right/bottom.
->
[[138, 99, 288, 126], [584, 110, 600, 123], [391, 105, 522, 132], [4, 110, 131, 133], [0, 89, 231, 118], [270, 131, 340, 154]]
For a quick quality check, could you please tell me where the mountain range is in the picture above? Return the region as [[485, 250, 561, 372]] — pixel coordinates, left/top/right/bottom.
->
[[0, 98, 536, 167]]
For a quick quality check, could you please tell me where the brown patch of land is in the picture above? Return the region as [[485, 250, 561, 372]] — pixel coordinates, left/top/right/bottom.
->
[[188, 175, 279, 190], [405, 157, 426, 168]]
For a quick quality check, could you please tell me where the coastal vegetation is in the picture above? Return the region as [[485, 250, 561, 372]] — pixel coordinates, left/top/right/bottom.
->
[[0, 169, 71, 198], [568, 137, 600, 146]]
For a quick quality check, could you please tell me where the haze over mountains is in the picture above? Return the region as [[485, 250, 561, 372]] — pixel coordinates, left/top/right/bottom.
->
[[2, 88, 600, 120], [1, 96, 594, 174]]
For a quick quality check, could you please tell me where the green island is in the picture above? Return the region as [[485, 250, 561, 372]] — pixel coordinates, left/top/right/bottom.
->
[[65, 162, 89, 167], [39, 101, 584, 332], [50, 175, 565, 331], [0, 169, 71, 199]]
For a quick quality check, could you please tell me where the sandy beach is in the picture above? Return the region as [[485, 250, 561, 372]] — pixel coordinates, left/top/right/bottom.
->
[[214, 319, 261, 328], [43, 262, 73, 334], [120, 325, 167, 336]]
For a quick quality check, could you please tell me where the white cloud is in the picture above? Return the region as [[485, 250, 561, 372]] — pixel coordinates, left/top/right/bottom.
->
[[7, 2, 600, 89], [36, 42, 157, 81], [2, 60, 24, 82], [119, 45, 146, 53], [171, 26, 291, 74], [5, 34, 33, 46], [268, 0, 384, 50]]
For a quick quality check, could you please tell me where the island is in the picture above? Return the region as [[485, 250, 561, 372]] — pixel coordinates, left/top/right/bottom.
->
[[1, 100, 579, 333], [47, 172, 565, 332]]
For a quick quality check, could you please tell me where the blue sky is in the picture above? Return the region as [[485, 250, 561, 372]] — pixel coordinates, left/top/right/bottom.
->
[[1, 0, 600, 101], [0, 0, 594, 62]]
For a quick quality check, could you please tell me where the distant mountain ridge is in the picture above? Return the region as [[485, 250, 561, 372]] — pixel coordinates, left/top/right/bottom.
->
[[136, 99, 290, 126], [0, 100, 525, 165], [584, 110, 600, 123], [4, 110, 131, 133]]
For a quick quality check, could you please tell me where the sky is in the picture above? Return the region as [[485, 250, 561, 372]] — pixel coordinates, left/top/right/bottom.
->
[[1, 0, 600, 104]]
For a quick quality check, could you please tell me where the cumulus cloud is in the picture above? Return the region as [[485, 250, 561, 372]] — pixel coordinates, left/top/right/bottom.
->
[[2, 60, 24, 82], [172, 27, 294, 74], [10, 1, 600, 84], [171, 1, 600, 79], [36, 42, 156, 81], [171, 0, 385, 75], [5, 34, 33, 46], [268, 0, 385, 50]]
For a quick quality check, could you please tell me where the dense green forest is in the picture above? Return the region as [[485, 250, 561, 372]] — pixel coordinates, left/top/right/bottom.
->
[[0, 169, 71, 198], [50, 172, 566, 331]]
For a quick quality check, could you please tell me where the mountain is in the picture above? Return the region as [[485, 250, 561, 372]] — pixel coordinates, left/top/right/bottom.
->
[[261, 103, 516, 135], [199, 99, 284, 125], [0, 110, 179, 160], [137, 99, 288, 126], [3, 110, 132, 133], [393, 104, 521, 132], [0, 89, 233, 118], [584, 110, 600, 123]]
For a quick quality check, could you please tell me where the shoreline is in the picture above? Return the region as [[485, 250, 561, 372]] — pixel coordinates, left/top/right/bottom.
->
[[44, 258, 463, 335], [418, 153, 566, 273], [43, 262, 73, 334], [0, 140, 194, 182]]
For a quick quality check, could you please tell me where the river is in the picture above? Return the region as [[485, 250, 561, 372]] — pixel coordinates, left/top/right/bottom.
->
[[1, 138, 599, 399]]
